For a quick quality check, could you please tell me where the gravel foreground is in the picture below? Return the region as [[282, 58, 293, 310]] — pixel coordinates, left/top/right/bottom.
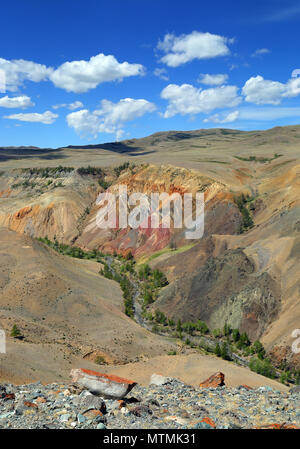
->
[[0, 378, 299, 429]]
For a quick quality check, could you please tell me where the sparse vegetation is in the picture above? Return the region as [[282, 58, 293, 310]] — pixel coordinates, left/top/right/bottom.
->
[[113, 162, 130, 177], [94, 355, 107, 365], [249, 357, 276, 379], [77, 166, 103, 176], [22, 166, 74, 177], [234, 153, 283, 163], [234, 193, 255, 233], [98, 178, 111, 190], [11, 324, 22, 338]]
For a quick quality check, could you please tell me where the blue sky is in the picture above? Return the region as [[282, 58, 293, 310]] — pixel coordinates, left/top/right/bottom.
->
[[1, 0, 300, 147]]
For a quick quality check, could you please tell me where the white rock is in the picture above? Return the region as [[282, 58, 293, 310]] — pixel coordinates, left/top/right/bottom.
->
[[149, 373, 171, 386], [70, 368, 137, 399]]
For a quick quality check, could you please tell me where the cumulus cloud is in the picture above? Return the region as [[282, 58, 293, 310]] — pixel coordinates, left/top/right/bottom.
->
[[0, 58, 52, 92], [161, 83, 241, 118], [53, 101, 83, 110], [153, 68, 169, 81], [4, 110, 58, 124], [157, 31, 232, 67], [198, 73, 228, 86], [66, 98, 156, 139], [284, 77, 300, 98], [252, 48, 271, 57], [242, 75, 300, 105], [204, 110, 240, 123], [50, 54, 145, 93], [0, 95, 34, 108], [0, 54, 144, 93]]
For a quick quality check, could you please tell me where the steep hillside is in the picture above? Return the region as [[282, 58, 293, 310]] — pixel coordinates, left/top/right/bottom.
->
[[0, 228, 177, 383]]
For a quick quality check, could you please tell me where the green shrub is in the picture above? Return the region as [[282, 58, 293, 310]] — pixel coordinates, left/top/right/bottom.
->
[[212, 328, 221, 338], [154, 309, 167, 325], [249, 357, 276, 379], [232, 328, 240, 342], [77, 166, 103, 176], [182, 322, 196, 335], [234, 194, 254, 233], [98, 179, 111, 190], [220, 342, 231, 360], [11, 324, 21, 338], [236, 332, 251, 349], [114, 162, 130, 177], [197, 320, 209, 334], [138, 264, 151, 280], [176, 319, 182, 332], [215, 342, 221, 357], [152, 269, 168, 287], [143, 290, 154, 306], [95, 355, 106, 365], [251, 340, 266, 359], [223, 322, 231, 337]]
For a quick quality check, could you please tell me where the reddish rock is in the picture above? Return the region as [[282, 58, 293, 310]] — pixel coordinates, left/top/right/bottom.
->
[[201, 417, 216, 428], [4, 393, 15, 400], [199, 372, 225, 388], [70, 368, 137, 399], [83, 409, 103, 418], [240, 385, 253, 390], [118, 400, 126, 409], [35, 397, 47, 404], [49, 390, 62, 395], [23, 401, 38, 408], [192, 417, 217, 429]]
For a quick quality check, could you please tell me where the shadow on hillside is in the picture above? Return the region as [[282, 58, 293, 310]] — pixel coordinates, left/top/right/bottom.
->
[[0, 147, 66, 162], [65, 141, 155, 155], [0, 141, 156, 163]]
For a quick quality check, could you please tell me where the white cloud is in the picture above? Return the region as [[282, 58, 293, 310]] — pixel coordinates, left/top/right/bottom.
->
[[68, 101, 84, 110], [0, 58, 52, 92], [66, 98, 156, 139], [204, 110, 240, 123], [0, 54, 144, 93], [153, 68, 169, 81], [242, 75, 300, 105], [252, 48, 271, 57], [4, 110, 58, 124], [157, 31, 232, 67], [161, 83, 241, 118], [0, 95, 34, 108], [53, 101, 84, 110], [284, 77, 300, 98], [50, 53, 145, 93], [198, 73, 228, 85], [242, 76, 285, 104]]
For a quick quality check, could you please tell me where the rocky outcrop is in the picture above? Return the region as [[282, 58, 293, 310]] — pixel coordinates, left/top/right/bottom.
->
[[199, 372, 225, 388], [70, 369, 137, 399], [0, 374, 299, 429]]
